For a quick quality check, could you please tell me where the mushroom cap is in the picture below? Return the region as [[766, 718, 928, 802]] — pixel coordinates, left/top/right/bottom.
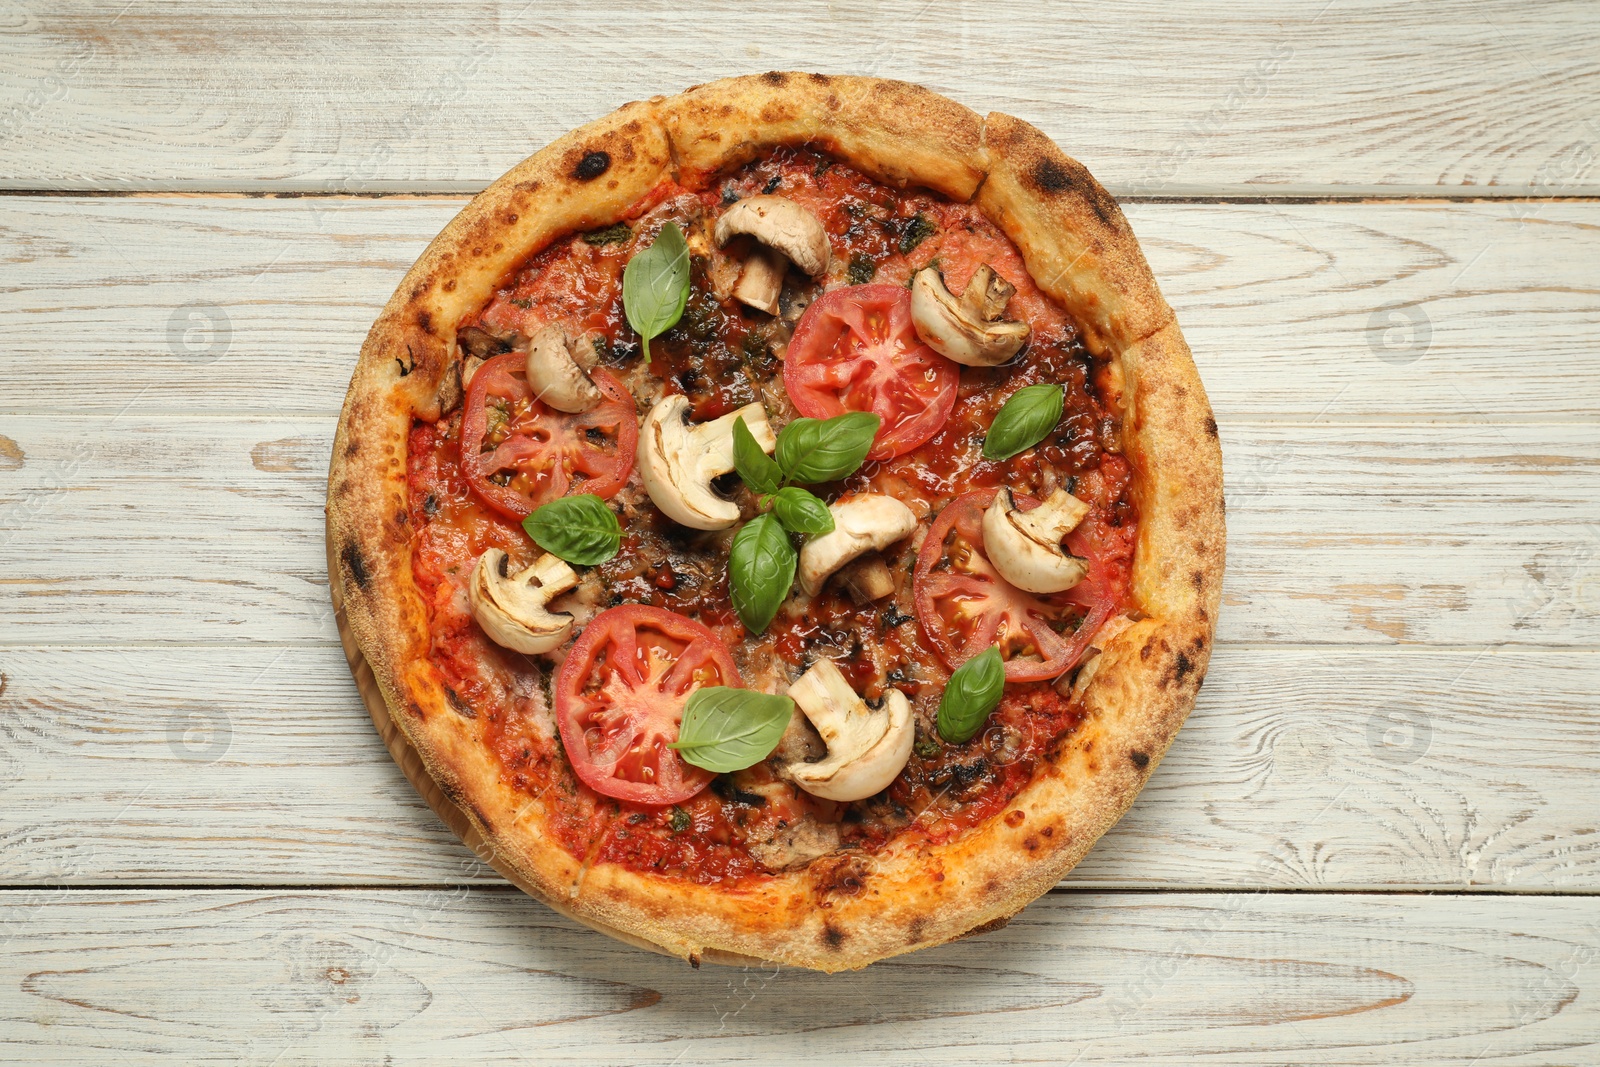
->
[[797, 494, 917, 597], [981, 487, 1090, 594], [467, 549, 580, 654], [910, 265, 1030, 367], [524, 325, 601, 413], [714, 195, 831, 278], [638, 395, 777, 531], [784, 658, 914, 802]]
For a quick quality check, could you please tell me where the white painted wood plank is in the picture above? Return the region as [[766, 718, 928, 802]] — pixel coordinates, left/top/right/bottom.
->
[[3, 1, 1597, 195], [0, 416, 1593, 647], [1, 645, 1595, 889], [2, 889, 1597, 1064], [2, 197, 1598, 420]]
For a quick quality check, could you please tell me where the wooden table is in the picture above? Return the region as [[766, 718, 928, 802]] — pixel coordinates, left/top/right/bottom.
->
[[2, 3, 1598, 1062]]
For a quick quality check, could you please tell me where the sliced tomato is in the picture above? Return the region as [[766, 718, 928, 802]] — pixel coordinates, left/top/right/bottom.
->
[[783, 283, 958, 461], [913, 487, 1133, 682], [460, 352, 637, 521], [554, 605, 741, 806]]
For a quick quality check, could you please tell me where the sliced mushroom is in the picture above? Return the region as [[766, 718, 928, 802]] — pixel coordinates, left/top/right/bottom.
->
[[982, 487, 1090, 594], [782, 658, 913, 802], [467, 549, 580, 654], [910, 264, 1030, 366], [714, 195, 830, 315], [638, 395, 777, 530], [523, 325, 601, 413], [797, 494, 916, 597]]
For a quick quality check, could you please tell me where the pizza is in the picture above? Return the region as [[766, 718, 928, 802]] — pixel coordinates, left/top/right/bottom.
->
[[328, 73, 1224, 971]]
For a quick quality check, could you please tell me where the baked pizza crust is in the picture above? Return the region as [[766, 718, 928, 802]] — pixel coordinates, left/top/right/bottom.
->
[[327, 73, 1224, 972]]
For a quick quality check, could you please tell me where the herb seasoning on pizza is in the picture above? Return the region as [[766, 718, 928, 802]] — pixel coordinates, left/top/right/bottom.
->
[[329, 73, 1223, 971]]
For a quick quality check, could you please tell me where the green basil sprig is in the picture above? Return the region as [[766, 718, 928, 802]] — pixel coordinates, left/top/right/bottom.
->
[[522, 493, 621, 566], [727, 411, 881, 633], [728, 513, 796, 634], [622, 221, 690, 365], [769, 487, 834, 536], [937, 646, 1006, 743], [776, 411, 881, 483], [733, 416, 784, 496], [983, 384, 1064, 461], [669, 686, 794, 773]]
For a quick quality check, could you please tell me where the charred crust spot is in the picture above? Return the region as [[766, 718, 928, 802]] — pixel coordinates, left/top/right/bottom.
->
[[405, 701, 425, 721], [1041, 826, 1055, 839], [809, 72, 832, 84], [1031, 156, 1119, 228], [444, 687, 476, 719], [1004, 809, 1026, 828], [1191, 570, 1206, 591], [1140, 640, 1157, 662], [1032, 158, 1073, 193], [415, 310, 433, 335], [907, 916, 928, 945], [442, 278, 456, 293], [821, 924, 846, 950], [1129, 750, 1150, 769], [688, 953, 702, 969], [1170, 651, 1197, 685], [1204, 416, 1219, 438], [341, 542, 370, 590], [1023, 835, 1041, 852], [762, 71, 789, 87], [573, 151, 611, 181]]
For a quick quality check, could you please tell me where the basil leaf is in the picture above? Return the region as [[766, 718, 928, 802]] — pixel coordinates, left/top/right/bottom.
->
[[728, 513, 796, 634], [622, 221, 690, 364], [669, 686, 794, 773], [770, 487, 834, 536], [521, 494, 621, 566], [983, 384, 1064, 461], [937, 647, 1006, 744], [776, 411, 881, 484], [732, 415, 783, 496]]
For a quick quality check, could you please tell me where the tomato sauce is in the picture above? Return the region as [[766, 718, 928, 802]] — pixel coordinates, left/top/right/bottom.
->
[[407, 147, 1137, 885]]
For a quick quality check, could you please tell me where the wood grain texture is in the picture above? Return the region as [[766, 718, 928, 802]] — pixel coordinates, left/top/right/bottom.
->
[[2, 196, 1599, 420], [2, 889, 1598, 1064], [2, 1, 1598, 195], [2, 645, 1595, 889], [0, 416, 1593, 647]]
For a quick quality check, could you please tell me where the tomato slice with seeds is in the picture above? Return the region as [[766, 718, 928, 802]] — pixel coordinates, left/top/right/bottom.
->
[[913, 486, 1133, 683], [554, 605, 741, 806], [783, 283, 958, 461], [460, 351, 638, 521]]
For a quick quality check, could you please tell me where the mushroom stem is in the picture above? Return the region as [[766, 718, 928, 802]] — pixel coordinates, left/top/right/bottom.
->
[[731, 245, 788, 316], [837, 553, 896, 604]]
